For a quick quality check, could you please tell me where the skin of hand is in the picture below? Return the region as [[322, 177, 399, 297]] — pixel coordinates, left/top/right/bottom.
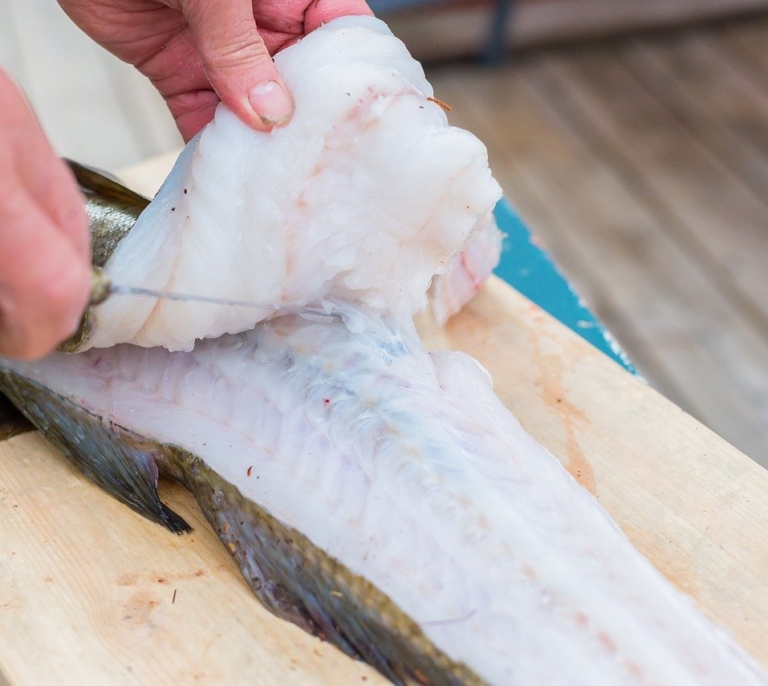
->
[[0, 69, 91, 360], [58, 0, 374, 141]]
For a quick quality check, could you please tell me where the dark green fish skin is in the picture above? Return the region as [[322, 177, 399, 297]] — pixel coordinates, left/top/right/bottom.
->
[[59, 161, 150, 353], [66, 160, 150, 269], [1, 164, 485, 686], [0, 373, 189, 534], [0, 370, 482, 686], [2, 163, 145, 435]]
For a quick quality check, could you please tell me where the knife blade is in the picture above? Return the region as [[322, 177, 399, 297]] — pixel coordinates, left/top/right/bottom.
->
[[89, 269, 340, 321]]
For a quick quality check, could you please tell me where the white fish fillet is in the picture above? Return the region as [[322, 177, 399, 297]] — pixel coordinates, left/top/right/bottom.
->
[[84, 17, 501, 352], [8, 309, 766, 685]]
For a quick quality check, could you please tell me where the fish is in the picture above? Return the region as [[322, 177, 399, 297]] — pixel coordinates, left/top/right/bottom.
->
[[1, 16, 766, 686]]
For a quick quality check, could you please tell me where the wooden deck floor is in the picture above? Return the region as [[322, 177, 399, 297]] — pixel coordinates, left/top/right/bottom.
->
[[2, 2, 768, 463], [428, 17, 768, 464]]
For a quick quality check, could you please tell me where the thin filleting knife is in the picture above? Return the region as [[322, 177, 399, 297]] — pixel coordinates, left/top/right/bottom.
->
[[89, 269, 340, 321]]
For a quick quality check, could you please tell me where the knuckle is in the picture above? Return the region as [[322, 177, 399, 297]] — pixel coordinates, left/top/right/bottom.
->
[[30, 262, 90, 336], [200, 20, 271, 76], [41, 263, 90, 313], [0, 181, 26, 220], [0, 307, 46, 360]]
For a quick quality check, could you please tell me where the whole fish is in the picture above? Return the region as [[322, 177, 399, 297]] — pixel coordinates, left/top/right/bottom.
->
[[2, 17, 766, 686], [3, 273, 767, 685]]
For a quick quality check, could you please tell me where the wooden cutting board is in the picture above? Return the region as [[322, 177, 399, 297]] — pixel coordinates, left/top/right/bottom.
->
[[1, 154, 767, 684]]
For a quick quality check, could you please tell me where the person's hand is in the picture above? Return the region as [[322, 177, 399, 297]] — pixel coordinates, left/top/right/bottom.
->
[[59, 0, 373, 141], [0, 70, 91, 359]]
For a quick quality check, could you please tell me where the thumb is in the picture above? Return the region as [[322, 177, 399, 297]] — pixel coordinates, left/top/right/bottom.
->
[[180, 0, 294, 130]]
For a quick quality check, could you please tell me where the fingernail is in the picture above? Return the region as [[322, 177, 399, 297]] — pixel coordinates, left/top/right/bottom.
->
[[248, 81, 294, 127]]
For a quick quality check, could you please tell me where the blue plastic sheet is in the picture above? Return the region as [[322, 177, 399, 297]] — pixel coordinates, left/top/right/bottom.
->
[[493, 199, 637, 374]]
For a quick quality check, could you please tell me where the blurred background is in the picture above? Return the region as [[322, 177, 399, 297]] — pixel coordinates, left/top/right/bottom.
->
[[2, 0, 768, 463]]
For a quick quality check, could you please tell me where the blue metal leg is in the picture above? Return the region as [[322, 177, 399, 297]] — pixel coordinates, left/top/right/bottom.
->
[[484, 0, 515, 63]]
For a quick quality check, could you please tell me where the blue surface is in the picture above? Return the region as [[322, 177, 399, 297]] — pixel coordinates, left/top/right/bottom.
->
[[493, 199, 637, 374], [367, 0, 444, 12]]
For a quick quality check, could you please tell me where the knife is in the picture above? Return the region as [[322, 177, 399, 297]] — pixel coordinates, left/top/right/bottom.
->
[[89, 269, 340, 321]]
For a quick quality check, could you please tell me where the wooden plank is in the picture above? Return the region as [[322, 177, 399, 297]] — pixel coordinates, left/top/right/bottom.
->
[[429, 63, 768, 463], [1, 152, 768, 681], [385, 0, 768, 61], [619, 32, 768, 208], [0, 433, 385, 686], [722, 15, 768, 84], [527, 49, 768, 341], [512, 0, 768, 45]]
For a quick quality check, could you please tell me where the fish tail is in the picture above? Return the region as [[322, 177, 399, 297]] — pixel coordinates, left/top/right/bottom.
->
[[0, 372, 190, 534]]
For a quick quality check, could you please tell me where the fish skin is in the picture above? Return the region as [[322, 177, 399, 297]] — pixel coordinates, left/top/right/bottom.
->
[[0, 372, 189, 534], [0, 367, 482, 686], [1, 161, 139, 437], [59, 160, 150, 353], [66, 160, 150, 269]]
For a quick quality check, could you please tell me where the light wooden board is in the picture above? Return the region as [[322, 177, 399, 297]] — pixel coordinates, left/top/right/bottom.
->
[[2, 154, 768, 682]]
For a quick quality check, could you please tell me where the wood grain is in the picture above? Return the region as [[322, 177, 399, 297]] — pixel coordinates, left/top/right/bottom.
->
[[429, 60, 768, 464], [1, 153, 768, 683], [3, 276, 768, 682], [0, 433, 385, 685], [619, 32, 768, 220], [384, 0, 768, 60]]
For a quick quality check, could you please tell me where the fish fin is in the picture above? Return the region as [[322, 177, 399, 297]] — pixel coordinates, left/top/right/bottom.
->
[[0, 372, 191, 534], [65, 159, 150, 212]]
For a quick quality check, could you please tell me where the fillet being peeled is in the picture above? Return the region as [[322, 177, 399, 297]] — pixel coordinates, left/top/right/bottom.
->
[[80, 17, 502, 352], [2, 15, 767, 686]]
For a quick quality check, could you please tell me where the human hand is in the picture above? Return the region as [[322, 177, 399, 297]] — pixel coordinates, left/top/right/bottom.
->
[[59, 0, 373, 141], [0, 70, 91, 359]]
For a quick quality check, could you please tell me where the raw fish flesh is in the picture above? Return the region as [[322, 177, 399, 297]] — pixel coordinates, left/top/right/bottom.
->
[[1, 16, 765, 686], [3, 306, 767, 685], [72, 16, 502, 352]]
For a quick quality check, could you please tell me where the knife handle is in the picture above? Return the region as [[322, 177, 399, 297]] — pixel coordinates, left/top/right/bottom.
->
[[90, 268, 112, 306]]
